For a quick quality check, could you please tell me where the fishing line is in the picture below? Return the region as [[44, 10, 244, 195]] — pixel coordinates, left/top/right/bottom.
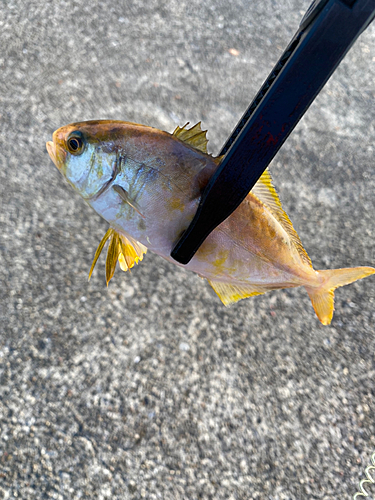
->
[[353, 451, 375, 498]]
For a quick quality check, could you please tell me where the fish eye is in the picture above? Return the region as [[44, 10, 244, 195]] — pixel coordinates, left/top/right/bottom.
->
[[67, 131, 84, 155]]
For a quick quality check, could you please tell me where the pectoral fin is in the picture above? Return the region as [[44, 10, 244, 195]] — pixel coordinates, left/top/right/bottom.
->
[[208, 280, 268, 306], [113, 185, 145, 218]]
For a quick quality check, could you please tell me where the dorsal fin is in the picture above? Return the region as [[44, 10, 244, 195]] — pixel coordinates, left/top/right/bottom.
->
[[251, 169, 312, 268], [88, 228, 147, 285], [173, 122, 208, 153], [208, 280, 268, 306]]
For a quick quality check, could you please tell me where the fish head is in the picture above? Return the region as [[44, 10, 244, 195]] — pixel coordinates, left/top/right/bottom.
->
[[47, 120, 219, 254], [46, 121, 120, 200]]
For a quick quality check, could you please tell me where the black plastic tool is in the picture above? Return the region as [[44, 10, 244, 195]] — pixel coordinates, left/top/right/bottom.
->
[[171, 0, 375, 265]]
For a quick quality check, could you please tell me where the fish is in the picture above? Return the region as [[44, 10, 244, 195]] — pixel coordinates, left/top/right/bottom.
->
[[46, 120, 375, 325]]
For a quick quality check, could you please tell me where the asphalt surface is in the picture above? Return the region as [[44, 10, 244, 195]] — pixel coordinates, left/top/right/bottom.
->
[[1, 1, 375, 499]]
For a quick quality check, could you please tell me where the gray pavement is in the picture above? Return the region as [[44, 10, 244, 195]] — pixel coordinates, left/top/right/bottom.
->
[[1, 1, 375, 498]]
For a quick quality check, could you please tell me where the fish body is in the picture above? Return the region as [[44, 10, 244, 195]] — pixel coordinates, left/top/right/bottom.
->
[[47, 120, 375, 324]]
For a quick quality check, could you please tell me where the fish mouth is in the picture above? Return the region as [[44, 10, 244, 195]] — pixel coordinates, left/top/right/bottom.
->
[[46, 130, 66, 171], [46, 140, 58, 168]]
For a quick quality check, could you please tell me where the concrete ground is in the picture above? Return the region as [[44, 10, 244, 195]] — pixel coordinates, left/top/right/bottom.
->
[[1, 1, 375, 498]]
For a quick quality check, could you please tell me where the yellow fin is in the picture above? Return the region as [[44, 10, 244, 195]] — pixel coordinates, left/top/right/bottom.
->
[[118, 234, 147, 272], [306, 266, 375, 325], [251, 169, 312, 268], [106, 231, 121, 286], [88, 228, 147, 285], [209, 280, 267, 306], [88, 228, 113, 281], [214, 155, 224, 165], [173, 122, 208, 153]]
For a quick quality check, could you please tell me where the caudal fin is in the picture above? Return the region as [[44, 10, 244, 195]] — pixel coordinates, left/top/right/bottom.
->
[[305, 267, 375, 325]]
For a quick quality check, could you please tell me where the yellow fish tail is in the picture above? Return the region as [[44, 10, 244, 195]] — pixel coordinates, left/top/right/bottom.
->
[[306, 267, 375, 325]]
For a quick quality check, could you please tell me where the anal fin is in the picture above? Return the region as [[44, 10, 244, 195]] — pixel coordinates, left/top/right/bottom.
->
[[209, 280, 267, 306]]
